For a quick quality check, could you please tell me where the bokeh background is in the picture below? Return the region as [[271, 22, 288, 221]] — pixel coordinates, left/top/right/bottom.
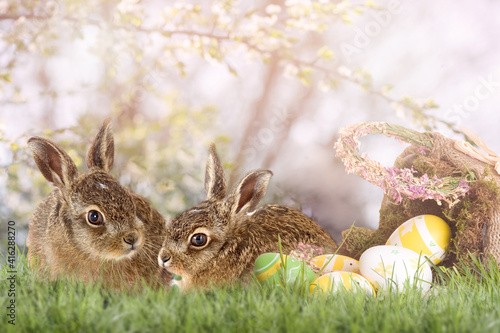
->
[[1, 0, 499, 253]]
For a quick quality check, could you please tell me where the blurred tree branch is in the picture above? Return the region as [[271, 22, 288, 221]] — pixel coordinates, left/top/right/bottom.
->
[[228, 57, 280, 186], [0, 0, 456, 133], [0, 0, 465, 234], [261, 85, 315, 170]]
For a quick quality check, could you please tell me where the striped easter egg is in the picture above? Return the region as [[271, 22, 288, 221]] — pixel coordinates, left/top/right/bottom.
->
[[253, 253, 315, 286], [386, 215, 451, 264], [309, 271, 375, 296], [254, 253, 282, 282], [310, 254, 360, 274]]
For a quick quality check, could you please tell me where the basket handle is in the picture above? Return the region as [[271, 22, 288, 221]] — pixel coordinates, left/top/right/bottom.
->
[[334, 122, 469, 206]]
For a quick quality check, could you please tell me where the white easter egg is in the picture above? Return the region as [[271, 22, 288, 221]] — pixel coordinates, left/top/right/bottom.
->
[[310, 271, 375, 296], [386, 215, 451, 264], [310, 254, 360, 274], [359, 245, 432, 293]]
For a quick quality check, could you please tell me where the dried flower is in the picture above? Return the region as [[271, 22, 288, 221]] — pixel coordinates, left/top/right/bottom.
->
[[289, 242, 324, 273], [334, 122, 471, 207]]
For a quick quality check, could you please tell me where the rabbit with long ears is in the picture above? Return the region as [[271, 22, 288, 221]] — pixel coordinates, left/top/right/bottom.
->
[[158, 144, 338, 290], [28, 119, 168, 289]]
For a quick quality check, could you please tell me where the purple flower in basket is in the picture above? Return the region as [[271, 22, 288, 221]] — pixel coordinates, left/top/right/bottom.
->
[[335, 122, 472, 207]]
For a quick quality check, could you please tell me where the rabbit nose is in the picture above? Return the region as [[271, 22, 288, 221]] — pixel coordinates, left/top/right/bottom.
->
[[158, 249, 171, 268], [123, 231, 140, 249]]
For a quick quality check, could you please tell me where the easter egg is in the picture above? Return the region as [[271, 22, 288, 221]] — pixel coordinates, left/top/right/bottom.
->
[[310, 254, 360, 274], [310, 272, 374, 296], [359, 245, 432, 293], [386, 215, 451, 264], [254, 253, 282, 282], [253, 253, 316, 286]]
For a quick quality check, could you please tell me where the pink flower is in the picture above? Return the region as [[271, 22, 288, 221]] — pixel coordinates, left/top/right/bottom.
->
[[417, 146, 428, 156]]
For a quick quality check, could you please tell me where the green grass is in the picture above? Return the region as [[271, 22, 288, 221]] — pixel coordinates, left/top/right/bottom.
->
[[1, 250, 500, 333]]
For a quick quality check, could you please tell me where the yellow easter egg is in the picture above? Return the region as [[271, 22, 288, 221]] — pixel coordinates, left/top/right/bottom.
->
[[310, 254, 360, 274], [386, 215, 451, 264], [309, 272, 375, 296]]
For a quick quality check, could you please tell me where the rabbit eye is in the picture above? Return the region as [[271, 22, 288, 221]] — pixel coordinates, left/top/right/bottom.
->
[[191, 233, 208, 247], [87, 210, 104, 226]]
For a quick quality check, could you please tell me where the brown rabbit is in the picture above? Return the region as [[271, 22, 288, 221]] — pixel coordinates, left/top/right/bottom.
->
[[27, 119, 168, 289], [158, 144, 338, 290]]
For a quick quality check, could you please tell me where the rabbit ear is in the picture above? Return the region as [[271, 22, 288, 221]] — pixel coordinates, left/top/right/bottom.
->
[[229, 170, 273, 214], [205, 143, 227, 200], [28, 137, 79, 192], [87, 118, 114, 172]]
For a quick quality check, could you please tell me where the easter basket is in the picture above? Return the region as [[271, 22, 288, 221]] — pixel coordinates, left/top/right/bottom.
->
[[334, 122, 500, 268]]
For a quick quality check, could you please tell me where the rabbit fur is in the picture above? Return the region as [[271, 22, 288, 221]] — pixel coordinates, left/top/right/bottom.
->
[[27, 119, 168, 289], [158, 144, 338, 290]]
